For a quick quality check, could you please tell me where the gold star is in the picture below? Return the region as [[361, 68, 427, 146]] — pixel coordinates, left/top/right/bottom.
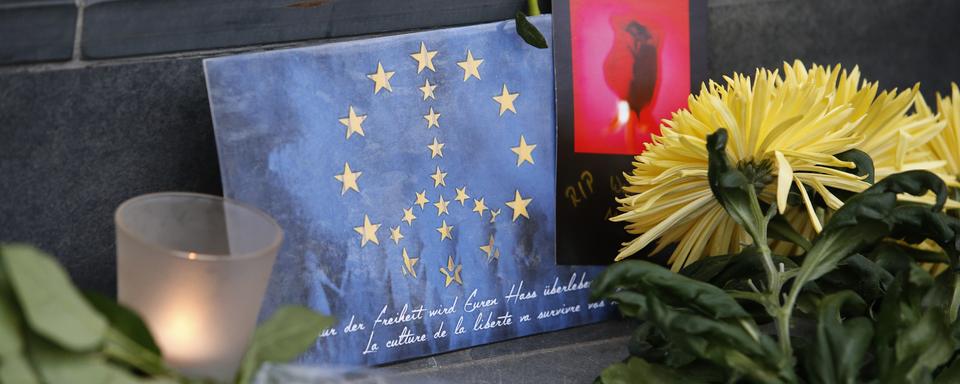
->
[[424, 107, 441, 129], [439, 255, 463, 287], [367, 61, 395, 94], [401, 248, 419, 278], [419, 78, 437, 100], [479, 235, 500, 262], [489, 209, 501, 223], [389, 226, 404, 244], [434, 194, 450, 216], [457, 50, 483, 81], [472, 198, 487, 217], [430, 166, 447, 188], [437, 220, 454, 241], [334, 162, 362, 195], [492, 84, 519, 115], [410, 42, 438, 74], [505, 190, 532, 222], [510, 135, 537, 167], [454, 186, 470, 206], [427, 137, 445, 158], [353, 215, 381, 247], [402, 207, 417, 225], [414, 191, 430, 209], [338, 106, 367, 139]]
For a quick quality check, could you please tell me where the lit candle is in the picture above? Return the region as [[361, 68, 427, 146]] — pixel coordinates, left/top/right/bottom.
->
[[115, 192, 282, 380]]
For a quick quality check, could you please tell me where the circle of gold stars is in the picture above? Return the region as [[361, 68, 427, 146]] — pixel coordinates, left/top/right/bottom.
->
[[334, 45, 545, 285]]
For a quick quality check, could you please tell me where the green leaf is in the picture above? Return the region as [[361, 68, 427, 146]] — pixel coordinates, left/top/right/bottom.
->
[[875, 268, 956, 383], [593, 261, 792, 383], [644, 295, 792, 383], [680, 246, 797, 292], [85, 292, 161, 356], [679, 253, 735, 282], [803, 291, 873, 384], [0, 355, 40, 384], [872, 241, 949, 275], [835, 148, 875, 184], [791, 171, 950, 294], [1, 244, 107, 352], [515, 12, 548, 49], [599, 357, 706, 384], [818, 254, 893, 304], [894, 310, 954, 382], [0, 262, 40, 384], [101, 328, 172, 377], [236, 306, 334, 384], [27, 334, 155, 384], [593, 260, 750, 319], [706, 129, 767, 242], [934, 357, 960, 384], [769, 214, 814, 251]]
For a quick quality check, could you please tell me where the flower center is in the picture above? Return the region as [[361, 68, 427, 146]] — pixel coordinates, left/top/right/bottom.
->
[[736, 158, 774, 194]]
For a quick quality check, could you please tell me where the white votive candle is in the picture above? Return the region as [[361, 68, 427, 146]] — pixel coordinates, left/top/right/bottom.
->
[[115, 192, 282, 380]]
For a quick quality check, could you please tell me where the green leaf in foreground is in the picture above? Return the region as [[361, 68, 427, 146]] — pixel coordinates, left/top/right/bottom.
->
[[0, 262, 40, 384], [236, 306, 334, 384], [804, 291, 873, 384], [599, 357, 705, 384], [592, 260, 749, 319], [1, 244, 107, 352], [27, 334, 161, 384], [515, 12, 548, 49], [85, 292, 162, 356], [86, 292, 170, 376]]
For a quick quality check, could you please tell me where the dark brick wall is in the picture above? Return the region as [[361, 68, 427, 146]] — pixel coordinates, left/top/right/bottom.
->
[[1, 0, 960, 296]]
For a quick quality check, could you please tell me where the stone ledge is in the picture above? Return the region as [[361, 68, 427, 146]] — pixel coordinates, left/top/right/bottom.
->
[[380, 320, 633, 383]]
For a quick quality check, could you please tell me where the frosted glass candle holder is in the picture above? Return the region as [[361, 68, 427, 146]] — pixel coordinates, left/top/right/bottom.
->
[[115, 192, 282, 381]]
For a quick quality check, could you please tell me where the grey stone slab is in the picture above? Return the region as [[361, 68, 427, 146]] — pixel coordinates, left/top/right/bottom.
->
[[0, 58, 222, 296], [0, 0, 76, 64], [380, 319, 632, 383], [382, 320, 634, 372], [80, 0, 524, 59], [708, 0, 960, 97]]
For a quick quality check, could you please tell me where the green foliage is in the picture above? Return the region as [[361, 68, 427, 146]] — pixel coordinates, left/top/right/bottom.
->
[[235, 306, 334, 384], [0, 244, 333, 384], [3, 245, 108, 352], [599, 357, 706, 384], [514, 0, 547, 49], [595, 128, 960, 383], [515, 12, 547, 49]]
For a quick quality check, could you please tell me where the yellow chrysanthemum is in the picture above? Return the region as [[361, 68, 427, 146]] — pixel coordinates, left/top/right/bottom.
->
[[771, 64, 951, 250], [612, 61, 947, 270], [926, 83, 960, 180]]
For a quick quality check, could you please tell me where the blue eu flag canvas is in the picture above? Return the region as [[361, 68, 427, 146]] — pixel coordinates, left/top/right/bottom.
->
[[204, 16, 614, 365]]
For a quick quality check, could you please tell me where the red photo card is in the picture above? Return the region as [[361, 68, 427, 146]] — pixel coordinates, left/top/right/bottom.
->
[[570, 0, 692, 154], [554, 0, 707, 265]]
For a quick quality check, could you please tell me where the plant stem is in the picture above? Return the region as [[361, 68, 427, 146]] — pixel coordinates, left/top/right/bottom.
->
[[950, 275, 960, 323], [527, 0, 541, 16], [745, 187, 793, 358]]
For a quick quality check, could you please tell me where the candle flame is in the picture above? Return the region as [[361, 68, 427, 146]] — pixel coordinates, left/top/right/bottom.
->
[[188, 252, 198, 260]]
